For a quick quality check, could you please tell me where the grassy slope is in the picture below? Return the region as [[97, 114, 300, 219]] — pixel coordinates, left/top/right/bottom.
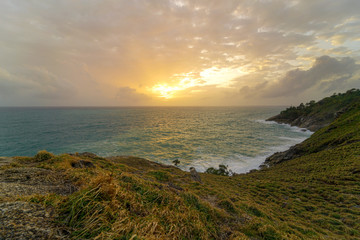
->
[[8, 103, 360, 239], [267, 88, 360, 131]]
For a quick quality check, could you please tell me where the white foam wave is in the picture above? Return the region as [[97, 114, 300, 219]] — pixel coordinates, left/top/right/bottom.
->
[[178, 138, 304, 174], [285, 125, 313, 135], [278, 136, 307, 141], [256, 119, 314, 135], [179, 120, 313, 174], [255, 119, 277, 125]]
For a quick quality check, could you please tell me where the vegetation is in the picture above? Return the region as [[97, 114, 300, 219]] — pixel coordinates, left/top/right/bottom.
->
[[279, 88, 359, 119], [173, 159, 180, 166], [206, 164, 232, 176], [8, 90, 360, 239], [267, 88, 360, 131], [34, 150, 54, 162]]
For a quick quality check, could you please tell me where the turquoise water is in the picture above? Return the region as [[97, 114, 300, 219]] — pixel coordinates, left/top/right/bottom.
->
[[0, 107, 312, 173]]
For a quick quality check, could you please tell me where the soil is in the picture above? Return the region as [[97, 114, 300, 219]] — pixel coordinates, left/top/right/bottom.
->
[[0, 158, 74, 239]]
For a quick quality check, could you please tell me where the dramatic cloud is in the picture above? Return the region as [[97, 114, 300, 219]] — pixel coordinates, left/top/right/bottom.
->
[[0, 66, 74, 106], [0, 0, 359, 106], [263, 56, 360, 97]]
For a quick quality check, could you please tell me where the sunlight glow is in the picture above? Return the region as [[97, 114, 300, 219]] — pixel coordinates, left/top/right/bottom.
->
[[151, 67, 247, 99], [152, 77, 200, 99], [152, 84, 181, 99]]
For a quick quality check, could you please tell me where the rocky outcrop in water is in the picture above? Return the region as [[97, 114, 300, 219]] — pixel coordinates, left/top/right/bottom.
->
[[266, 113, 333, 132]]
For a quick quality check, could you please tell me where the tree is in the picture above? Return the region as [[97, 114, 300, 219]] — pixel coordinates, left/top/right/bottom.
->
[[173, 159, 180, 166]]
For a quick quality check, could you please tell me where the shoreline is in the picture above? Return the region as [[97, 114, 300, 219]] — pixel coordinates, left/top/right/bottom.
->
[[0, 120, 313, 175], [245, 120, 314, 173]]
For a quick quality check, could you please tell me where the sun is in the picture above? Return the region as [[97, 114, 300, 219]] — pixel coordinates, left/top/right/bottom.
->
[[151, 76, 200, 99], [151, 67, 248, 99], [152, 84, 181, 99]]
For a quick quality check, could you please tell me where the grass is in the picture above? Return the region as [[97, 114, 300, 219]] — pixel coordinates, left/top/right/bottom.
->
[[10, 92, 360, 239]]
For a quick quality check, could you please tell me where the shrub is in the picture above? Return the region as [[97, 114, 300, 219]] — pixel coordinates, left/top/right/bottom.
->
[[205, 164, 232, 176], [34, 150, 54, 162]]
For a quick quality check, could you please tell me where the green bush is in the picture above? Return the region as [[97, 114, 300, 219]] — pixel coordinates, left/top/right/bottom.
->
[[34, 150, 54, 162], [205, 164, 231, 176]]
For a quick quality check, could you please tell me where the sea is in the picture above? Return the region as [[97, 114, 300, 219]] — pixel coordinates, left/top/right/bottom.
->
[[0, 107, 312, 173]]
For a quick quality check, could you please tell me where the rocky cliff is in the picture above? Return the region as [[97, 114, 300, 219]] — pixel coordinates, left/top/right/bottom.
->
[[264, 89, 360, 167]]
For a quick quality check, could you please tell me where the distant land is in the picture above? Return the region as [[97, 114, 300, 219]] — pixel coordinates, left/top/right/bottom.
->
[[1, 89, 360, 239]]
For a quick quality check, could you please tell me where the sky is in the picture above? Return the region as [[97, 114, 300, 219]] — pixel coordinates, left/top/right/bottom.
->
[[0, 0, 360, 106]]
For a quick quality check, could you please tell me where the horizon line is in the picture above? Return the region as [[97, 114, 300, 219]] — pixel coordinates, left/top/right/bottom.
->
[[0, 105, 288, 108]]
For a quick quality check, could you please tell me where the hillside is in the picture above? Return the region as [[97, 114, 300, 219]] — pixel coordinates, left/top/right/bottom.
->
[[264, 89, 360, 167], [1, 92, 360, 239], [266, 88, 360, 131]]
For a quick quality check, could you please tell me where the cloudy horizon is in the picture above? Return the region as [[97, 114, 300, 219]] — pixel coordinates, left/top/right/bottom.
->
[[0, 0, 359, 106]]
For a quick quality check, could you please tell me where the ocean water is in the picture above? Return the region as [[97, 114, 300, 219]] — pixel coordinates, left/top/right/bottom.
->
[[0, 107, 312, 173]]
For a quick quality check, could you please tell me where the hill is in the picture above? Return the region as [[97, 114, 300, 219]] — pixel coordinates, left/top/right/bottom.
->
[[1, 91, 360, 239], [266, 88, 360, 131]]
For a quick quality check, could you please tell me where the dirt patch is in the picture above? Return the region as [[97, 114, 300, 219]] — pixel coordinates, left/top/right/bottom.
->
[[0, 157, 14, 167], [0, 165, 76, 239], [0, 167, 76, 198], [0, 201, 70, 240]]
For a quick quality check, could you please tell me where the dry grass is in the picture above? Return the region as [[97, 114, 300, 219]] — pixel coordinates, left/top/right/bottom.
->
[[14, 101, 360, 239]]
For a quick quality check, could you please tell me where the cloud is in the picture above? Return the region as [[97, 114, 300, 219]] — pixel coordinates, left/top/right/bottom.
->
[[0, 66, 74, 105], [319, 75, 355, 93], [0, 1, 359, 106], [262, 55, 360, 97], [116, 87, 151, 105]]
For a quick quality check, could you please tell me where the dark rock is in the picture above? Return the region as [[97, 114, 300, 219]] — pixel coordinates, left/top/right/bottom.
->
[[266, 112, 332, 132], [78, 152, 98, 158], [70, 160, 95, 168], [259, 163, 268, 169], [189, 167, 202, 183], [168, 182, 183, 191], [264, 143, 305, 166]]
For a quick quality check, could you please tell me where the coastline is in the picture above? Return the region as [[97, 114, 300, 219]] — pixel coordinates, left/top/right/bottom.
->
[[0, 120, 313, 175], [243, 119, 313, 173], [1, 98, 359, 239]]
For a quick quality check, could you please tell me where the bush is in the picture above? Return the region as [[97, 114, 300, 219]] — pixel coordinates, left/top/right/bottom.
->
[[34, 150, 54, 162], [205, 164, 232, 176]]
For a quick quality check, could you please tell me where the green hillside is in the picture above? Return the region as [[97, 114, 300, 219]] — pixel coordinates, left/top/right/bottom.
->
[[1, 92, 360, 239], [267, 88, 360, 131]]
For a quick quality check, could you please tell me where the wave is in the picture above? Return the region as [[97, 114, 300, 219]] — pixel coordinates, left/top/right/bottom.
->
[[178, 119, 313, 174], [255, 119, 313, 135], [177, 139, 306, 174]]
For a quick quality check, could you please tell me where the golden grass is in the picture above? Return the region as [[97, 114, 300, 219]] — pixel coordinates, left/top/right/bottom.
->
[[15, 102, 360, 239]]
